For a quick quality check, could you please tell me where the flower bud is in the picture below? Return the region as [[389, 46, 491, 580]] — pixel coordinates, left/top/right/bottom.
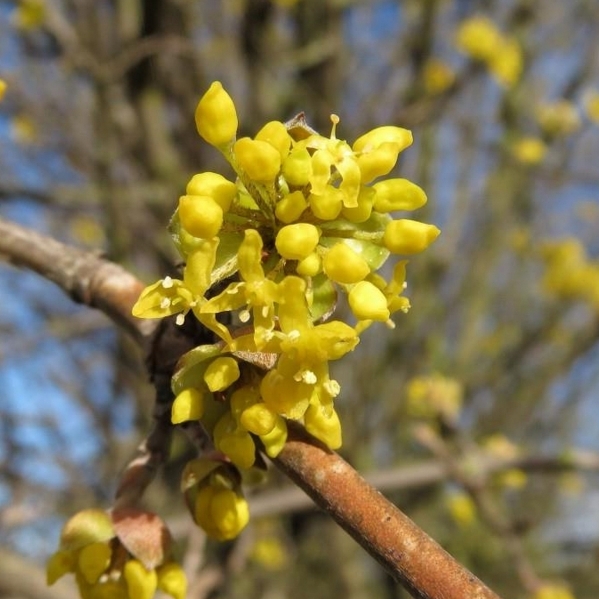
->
[[383, 219, 440, 254], [348, 281, 390, 321], [195, 81, 238, 147], [275, 223, 320, 260], [275, 190, 308, 223], [204, 357, 240, 392], [309, 187, 343, 220], [77, 542, 111, 584], [323, 243, 370, 284], [282, 146, 312, 186], [124, 559, 158, 599], [296, 251, 322, 277], [186, 172, 237, 212], [171, 388, 204, 424], [255, 120, 292, 159], [372, 178, 427, 212], [157, 563, 188, 599], [178, 195, 223, 239], [240, 403, 277, 435], [195, 486, 249, 541], [234, 137, 281, 182]]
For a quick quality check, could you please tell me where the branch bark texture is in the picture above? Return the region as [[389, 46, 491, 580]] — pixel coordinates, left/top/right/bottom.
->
[[273, 424, 501, 599]]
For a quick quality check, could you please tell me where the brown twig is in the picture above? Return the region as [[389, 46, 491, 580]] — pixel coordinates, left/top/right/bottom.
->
[[272, 423, 502, 599]]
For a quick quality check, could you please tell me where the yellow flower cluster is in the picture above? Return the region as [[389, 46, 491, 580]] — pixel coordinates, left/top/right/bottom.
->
[[47, 509, 186, 599], [132, 81, 439, 540], [540, 238, 599, 311], [537, 100, 581, 137], [456, 16, 523, 87]]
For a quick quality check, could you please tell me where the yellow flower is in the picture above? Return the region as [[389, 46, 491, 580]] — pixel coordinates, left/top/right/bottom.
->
[[12, 0, 45, 30], [323, 242, 370, 284], [132, 239, 233, 343], [157, 563, 188, 599], [372, 178, 427, 212], [124, 559, 158, 599], [422, 58, 455, 95], [178, 195, 223, 239], [531, 584, 575, 599], [584, 89, 599, 123], [302, 115, 362, 208], [447, 492, 477, 527], [275, 223, 321, 260], [0, 79, 6, 101], [456, 16, 503, 62], [195, 81, 238, 147], [304, 403, 342, 449], [204, 357, 240, 392], [202, 229, 279, 348], [348, 281, 390, 322], [537, 100, 581, 137], [383, 219, 440, 254], [352, 126, 413, 184], [512, 137, 546, 165], [186, 172, 237, 212], [194, 484, 250, 541], [234, 137, 282, 182], [171, 388, 204, 424], [489, 37, 523, 87]]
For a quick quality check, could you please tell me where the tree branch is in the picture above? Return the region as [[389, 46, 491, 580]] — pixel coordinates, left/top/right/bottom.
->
[[272, 423, 502, 599], [0, 217, 156, 344]]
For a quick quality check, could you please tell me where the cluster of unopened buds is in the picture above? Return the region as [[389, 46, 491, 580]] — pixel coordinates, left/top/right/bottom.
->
[[48, 81, 438, 597]]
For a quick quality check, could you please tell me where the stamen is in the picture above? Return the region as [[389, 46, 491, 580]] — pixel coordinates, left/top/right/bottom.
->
[[330, 114, 340, 139]]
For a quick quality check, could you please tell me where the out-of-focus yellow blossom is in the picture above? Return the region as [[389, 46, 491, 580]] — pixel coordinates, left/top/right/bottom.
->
[[583, 89, 599, 123], [250, 536, 289, 570], [129, 80, 439, 547], [531, 584, 576, 599], [0, 79, 6, 101], [482, 434, 520, 460], [456, 17, 522, 87], [512, 137, 546, 165], [540, 238, 599, 310], [69, 215, 106, 246], [447, 492, 477, 527], [489, 37, 523, 87], [11, 114, 37, 143], [537, 100, 581, 137], [47, 509, 185, 599], [12, 0, 45, 29], [456, 16, 503, 62], [422, 58, 455, 95], [495, 468, 527, 490], [558, 472, 585, 495], [405, 374, 463, 422]]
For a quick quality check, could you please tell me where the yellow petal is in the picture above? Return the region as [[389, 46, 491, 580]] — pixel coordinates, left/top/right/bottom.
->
[[171, 388, 204, 424], [123, 560, 158, 599], [204, 357, 240, 392]]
